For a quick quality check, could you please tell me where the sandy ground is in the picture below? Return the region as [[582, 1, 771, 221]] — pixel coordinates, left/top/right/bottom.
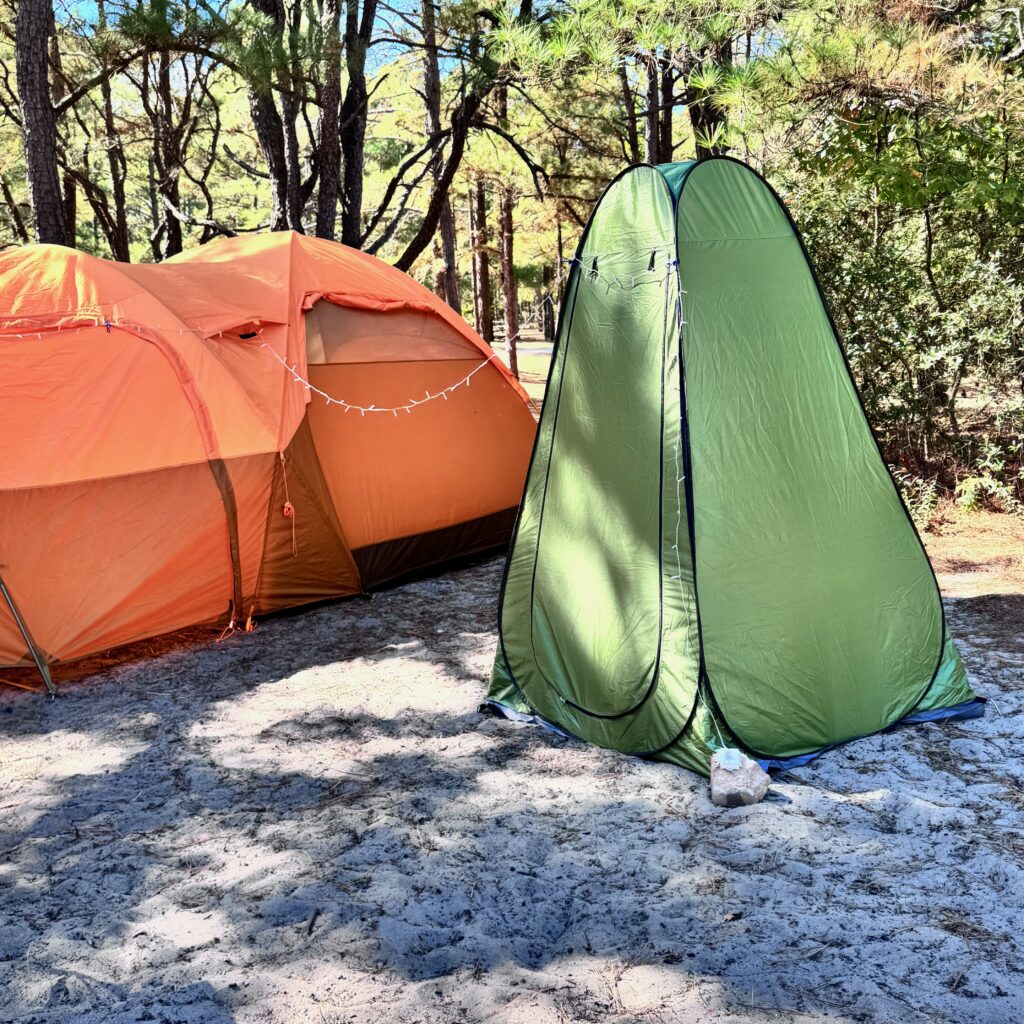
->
[[1, 514, 1023, 1024]]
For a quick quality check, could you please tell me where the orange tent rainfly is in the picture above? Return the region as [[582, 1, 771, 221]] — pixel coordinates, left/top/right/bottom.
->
[[0, 233, 535, 692]]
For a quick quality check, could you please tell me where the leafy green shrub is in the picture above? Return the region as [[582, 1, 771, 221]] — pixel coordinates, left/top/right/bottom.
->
[[893, 470, 941, 530]]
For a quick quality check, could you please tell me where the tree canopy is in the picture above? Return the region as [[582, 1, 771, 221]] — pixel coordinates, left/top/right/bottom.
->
[[2, 0, 1023, 505]]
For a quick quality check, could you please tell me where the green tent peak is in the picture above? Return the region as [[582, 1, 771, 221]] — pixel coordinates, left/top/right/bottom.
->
[[654, 159, 697, 201]]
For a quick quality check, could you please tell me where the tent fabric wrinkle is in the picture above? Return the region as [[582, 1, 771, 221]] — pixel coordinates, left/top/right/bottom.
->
[[490, 157, 978, 776]]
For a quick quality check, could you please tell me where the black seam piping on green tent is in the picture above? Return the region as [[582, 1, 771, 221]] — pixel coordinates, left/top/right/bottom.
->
[[496, 164, 649, 721], [495, 164, 698, 733], [524, 166, 673, 720], [673, 155, 946, 761], [488, 686, 702, 761], [657, 162, 717, 747]]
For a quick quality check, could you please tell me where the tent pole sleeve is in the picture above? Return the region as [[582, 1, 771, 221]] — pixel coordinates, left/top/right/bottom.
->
[[105, 325, 247, 629], [208, 458, 245, 620], [0, 574, 56, 696]]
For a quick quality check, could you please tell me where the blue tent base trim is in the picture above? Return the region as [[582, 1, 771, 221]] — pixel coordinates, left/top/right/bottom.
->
[[486, 697, 987, 777], [757, 697, 987, 773]]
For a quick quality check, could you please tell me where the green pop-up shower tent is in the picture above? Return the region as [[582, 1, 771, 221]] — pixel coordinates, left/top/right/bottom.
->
[[488, 157, 983, 775]]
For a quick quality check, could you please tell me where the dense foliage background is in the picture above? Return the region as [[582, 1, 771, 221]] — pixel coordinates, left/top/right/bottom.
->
[[2, 0, 1023, 509]]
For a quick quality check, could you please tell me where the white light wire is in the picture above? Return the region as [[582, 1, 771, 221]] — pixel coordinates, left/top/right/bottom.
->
[[261, 298, 552, 416], [562, 244, 677, 292], [0, 304, 553, 418], [262, 342, 500, 416]]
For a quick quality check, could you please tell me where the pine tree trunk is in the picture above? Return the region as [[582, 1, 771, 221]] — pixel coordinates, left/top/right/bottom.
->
[[555, 203, 564, 304], [315, 0, 342, 239], [644, 55, 659, 164], [62, 171, 75, 245], [340, 0, 378, 246], [542, 264, 555, 342], [247, 0, 291, 231], [689, 40, 731, 160], [147, 154, 163, 260], [658, 56, 674, 164], [98, 0, 129, 259], [47, 29, 77, 248], [469, 197, 480, 326], [422, 0, 460, 311], [499, 185, 519, 379], [689, 99, 728, 160], [250, 91, 290, 230], [281, 2, 304, 231], [472, 177, 493, 346], [16, 0, 67, 245], [0, 173, 29, 242], [339, 73, 366, 245], [156, 51, 183, 257], [618, 62, 641, 163], [438, 200, 460, 311]]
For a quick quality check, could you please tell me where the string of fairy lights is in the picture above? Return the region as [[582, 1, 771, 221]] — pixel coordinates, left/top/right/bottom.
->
[[261, 342, 501, 416], [560, 244, 677, 292], [259, 298, 552, 415], [0, 298, 556, 418]]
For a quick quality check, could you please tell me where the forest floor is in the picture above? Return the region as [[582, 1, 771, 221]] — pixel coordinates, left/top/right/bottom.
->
[[1, 511, 1022, 1024]]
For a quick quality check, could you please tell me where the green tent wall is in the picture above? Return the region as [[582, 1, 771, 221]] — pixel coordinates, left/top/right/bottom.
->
[[489, 157, 981, 776]]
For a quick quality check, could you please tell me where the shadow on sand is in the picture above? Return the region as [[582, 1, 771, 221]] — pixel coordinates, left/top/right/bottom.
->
[[1, 571, 1021, 1023]]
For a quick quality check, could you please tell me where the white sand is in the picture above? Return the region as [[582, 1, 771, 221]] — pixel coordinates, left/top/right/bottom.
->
[[1, 557, 1021, 1023]]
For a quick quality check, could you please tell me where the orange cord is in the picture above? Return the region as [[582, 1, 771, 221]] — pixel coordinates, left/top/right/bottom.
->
[[279, 452, 297, 557], [1, 677, 48, 693]]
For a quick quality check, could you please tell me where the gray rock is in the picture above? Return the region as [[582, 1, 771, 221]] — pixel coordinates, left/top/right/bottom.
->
[[710, 748, 770, 807]]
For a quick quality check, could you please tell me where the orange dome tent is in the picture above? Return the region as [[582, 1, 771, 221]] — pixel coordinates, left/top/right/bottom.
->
[[0, 233, 536, 691]]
